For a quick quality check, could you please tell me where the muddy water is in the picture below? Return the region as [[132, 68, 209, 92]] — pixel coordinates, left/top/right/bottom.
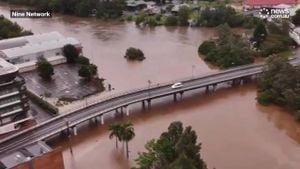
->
[[1, 3, 300, 169], [0, 3, 217, 91], [55, 84, 300, 169]]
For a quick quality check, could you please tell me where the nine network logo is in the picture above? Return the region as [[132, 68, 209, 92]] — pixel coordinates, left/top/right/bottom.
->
[[259, 8, 290, 19]]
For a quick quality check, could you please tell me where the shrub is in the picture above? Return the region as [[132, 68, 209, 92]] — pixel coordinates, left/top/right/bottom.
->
[[178, 6, 191, 26], [164, 15, 178, 26], [145, 16, 157, 27], [63, 44, 79, 63], [135, 13, 146, 26], [36, 57, 54, 80], [198, 41, 216, 55], [78, 65, 92, 80], [124, 47, 145, 61], [76, 56, 90, 65]]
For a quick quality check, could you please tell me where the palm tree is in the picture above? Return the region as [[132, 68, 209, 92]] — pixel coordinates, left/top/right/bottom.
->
[[121, 122, 135, 159], [108, 122, 122, 149]]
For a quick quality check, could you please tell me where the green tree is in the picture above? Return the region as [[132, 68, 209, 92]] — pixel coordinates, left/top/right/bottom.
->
[[178, 6, 191, 26], [253, 22, 267, 47], [36, 56, 54, 80], [48, 0, 61, 12], [109, 122, 123, 149], [63, 44, 79, 63], [165, 15, 178, 26], [198, 41, 216, 55], [76, 56, 90, 65], [78, 65, 92, 80], [125, 47, 145, 61], [134, 121, 207, 169], [199, 24, 253, 68], [257, 55, 300, 118], [75, 0, 91, 17], [89, 64, 98, 76], [292, 9, 300, 26], [122, 122, 135, 159], [96, 0, 125, 19]]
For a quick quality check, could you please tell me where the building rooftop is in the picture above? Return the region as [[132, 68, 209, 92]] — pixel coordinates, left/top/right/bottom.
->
[[245, 0, 297, 6], [0, 32, 64, 51], [0, 37, 80, 60], [0, 141, 51, 168], [0, 58, 18, 76]]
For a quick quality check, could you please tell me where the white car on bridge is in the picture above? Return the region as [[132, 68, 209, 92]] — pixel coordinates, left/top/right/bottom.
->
[[171, 82, 183, 89]]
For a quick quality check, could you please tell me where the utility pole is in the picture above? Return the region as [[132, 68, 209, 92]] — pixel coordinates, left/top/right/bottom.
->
[[147, 80, 152, 97], [64, 118, 73, 155]]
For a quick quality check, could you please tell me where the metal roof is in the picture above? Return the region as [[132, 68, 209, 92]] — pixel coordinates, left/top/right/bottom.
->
[[0, 32, 64, 51], [0, 37, 80, 60], [245, 0, 297, 6], [0, 58, 18, 76]]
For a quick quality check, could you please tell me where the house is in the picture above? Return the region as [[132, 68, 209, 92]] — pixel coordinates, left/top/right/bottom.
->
[[244, 0, 297, 8]]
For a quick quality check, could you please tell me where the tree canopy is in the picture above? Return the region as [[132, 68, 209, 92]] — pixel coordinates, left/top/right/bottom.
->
[[198, 24, 254, 68], [257, 56, 300, 121], [134, 121, 207, 169], [63, 44, 79, 63], [124, 47, 145, 61], [36, 56, 54, 80], [0, 15, 32, 40], [292, 9, 300, 26]]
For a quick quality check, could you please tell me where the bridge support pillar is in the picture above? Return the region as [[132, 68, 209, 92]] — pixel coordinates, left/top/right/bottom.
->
[[180, 91, 184, 99], [173, 93, 177, 102], [142, 101, 146, 110], [240, 78, 244, 85], [100, 115, 104, 125], [213, 84, 217, 92], [206, 86, 209, 93], [125, 106, 130, 116], [73, 126, 77, 136], [147, 99, 151, 109]]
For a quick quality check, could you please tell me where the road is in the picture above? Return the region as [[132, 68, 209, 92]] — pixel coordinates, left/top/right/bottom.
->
[[0, 59, 299, 157]]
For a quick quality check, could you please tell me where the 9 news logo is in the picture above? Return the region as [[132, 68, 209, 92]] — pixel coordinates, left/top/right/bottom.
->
[[259, 8, 290, 19]]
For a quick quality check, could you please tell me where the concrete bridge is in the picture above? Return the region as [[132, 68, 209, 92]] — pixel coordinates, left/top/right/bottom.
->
[[0, 59, 299, 156]]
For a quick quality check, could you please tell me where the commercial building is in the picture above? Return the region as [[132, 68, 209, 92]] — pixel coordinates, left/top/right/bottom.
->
[[0, 58, 30, 134], [0, 32, 82, 72]]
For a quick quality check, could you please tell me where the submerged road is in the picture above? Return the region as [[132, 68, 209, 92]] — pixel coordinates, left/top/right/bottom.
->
[[0, 59, 299, 156]]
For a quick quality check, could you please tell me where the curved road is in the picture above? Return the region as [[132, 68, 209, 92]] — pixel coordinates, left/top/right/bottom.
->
[[0, 59, 299, 156]]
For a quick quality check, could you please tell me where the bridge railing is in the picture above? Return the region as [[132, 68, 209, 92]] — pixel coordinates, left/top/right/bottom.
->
[[63, 62, 266, 114]]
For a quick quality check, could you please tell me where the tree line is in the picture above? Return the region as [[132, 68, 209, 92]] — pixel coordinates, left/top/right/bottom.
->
[[0, 15, 32, 40], [198, 19, 295, 69], [257, 56, 300, 121]]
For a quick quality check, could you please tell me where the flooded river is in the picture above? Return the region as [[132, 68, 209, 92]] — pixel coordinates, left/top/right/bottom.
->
[[1, 3, 300, 169]]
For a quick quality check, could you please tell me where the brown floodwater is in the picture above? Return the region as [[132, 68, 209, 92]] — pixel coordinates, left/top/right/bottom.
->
[[1, 3, 300, 169]]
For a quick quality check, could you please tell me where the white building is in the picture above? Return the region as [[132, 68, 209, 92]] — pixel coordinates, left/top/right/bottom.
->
[[0, 32, 82, 72]]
